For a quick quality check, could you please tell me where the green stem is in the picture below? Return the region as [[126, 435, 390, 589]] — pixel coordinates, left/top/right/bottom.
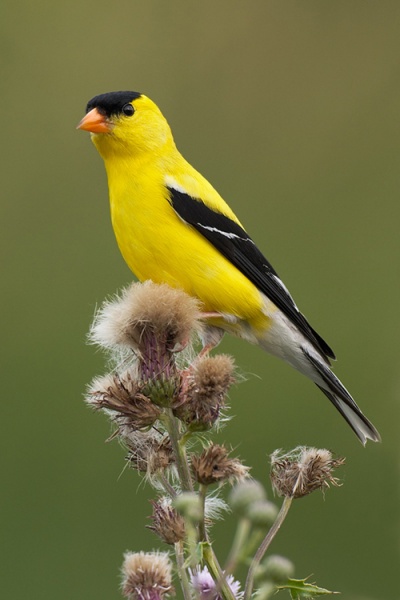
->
[[224, 517, 251, 574], [180, 431, 194, 446], [202, 543, 236, 600], [244, 496, 293, 600], [241, 529, 264, 561], [175, 540, 192, 600], [198, 484, 208, 543], [158, 473, 177, 498], [163, 409, 193, 491], [198, 485, 236, 600]]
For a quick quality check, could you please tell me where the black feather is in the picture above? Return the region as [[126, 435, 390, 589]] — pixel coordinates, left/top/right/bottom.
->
[[167, 186, 335, 361], [303, 347, 380, 443], [86, 91, 142, 117]]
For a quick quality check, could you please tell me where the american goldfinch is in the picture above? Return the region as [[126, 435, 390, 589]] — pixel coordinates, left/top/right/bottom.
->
[[78, 91, 380, 445]]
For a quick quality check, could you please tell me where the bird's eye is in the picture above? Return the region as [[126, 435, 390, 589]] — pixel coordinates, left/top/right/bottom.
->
[[122, 103, 135, 116]]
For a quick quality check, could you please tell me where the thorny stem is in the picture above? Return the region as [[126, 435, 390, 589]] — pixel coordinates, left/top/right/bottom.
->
[[175, 540, 192, 600], [244, 496, 293, 600], [198, 485, 236, 600], [224, 517, 252, 574], [163, 408, 193, 491]]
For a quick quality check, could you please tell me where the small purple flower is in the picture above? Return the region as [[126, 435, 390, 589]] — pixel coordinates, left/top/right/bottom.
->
[[190, 566, 243, 600]]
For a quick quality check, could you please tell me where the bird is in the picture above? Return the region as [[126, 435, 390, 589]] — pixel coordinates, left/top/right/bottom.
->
[[77, 90, 380, 445]]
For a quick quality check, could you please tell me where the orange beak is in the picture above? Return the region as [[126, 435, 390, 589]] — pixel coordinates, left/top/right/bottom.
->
[[76, 108, 113, 133]]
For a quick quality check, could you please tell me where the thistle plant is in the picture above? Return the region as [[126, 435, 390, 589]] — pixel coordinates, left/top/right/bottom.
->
[[85, 281, 345, 600]]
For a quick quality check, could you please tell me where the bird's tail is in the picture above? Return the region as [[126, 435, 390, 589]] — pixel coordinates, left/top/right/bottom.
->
[[302, 346, 381, 445]]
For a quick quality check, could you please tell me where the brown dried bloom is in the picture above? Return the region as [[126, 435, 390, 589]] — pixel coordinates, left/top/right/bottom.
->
[[125, 431, 174, 474], [191, 443, 250, 485], [90, 281, 201, 352], [86, 371, 161, 430], [174, 355, 235, 429], [270, 447, 345, 499], [148, 498, 185, 545], [90, 282, 202, 406], [121, 551, 174, 600]]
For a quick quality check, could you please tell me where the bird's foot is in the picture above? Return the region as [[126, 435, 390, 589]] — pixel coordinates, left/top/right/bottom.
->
[[200, 311, 238, 325], [169, 338, 189, 353]]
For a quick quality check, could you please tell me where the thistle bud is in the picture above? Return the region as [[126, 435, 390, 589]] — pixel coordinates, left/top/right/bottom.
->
[[121, 551, 174, 600], [263, 555, 295, 583], [252, 582, 275, 600], [148, 498, 185, 545], [270, 447, 345, 499], [247, 500, 279, 528], [191, 444, 249, 485], [173, 492, 202, 523], [229, 480, 266, 516]]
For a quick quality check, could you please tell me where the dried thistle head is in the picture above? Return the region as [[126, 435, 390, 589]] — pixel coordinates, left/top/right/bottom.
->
[[148, 498, 185, 545], [90, 281, 201, 352], [86, 371, 161, 430], [174, 355, 235, 430], [270, 447, 345, 499], [121, 551, 174, 600], [124, 430, 174, 475], [191, 444, 249, 486], [90, 282, 200, 407]]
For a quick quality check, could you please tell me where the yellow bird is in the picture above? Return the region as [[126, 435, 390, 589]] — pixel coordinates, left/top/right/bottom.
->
[[78, 91, 380, 445]]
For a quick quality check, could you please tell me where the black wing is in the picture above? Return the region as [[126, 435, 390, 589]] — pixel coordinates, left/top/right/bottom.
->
[[167, 186, 335, 361]]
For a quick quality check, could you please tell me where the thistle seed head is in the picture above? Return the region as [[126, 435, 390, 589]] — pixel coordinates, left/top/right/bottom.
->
[[174, 355, 235, 429], [89, 282, 202, 406], [270, 447, 345, 499], [125, 431, 174, 475], [148, 498, 185, 545], [86, 371, 161, 430], [191, 444, 249, 486], [121, 551, 174, 600], [90, 281, 201, 352]]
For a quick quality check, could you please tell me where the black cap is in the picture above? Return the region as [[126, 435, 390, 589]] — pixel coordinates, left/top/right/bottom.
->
[[86, 91, 142, 117]]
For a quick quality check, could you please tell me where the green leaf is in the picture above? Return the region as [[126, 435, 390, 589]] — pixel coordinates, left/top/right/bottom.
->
[[277, 578, 339, 599]]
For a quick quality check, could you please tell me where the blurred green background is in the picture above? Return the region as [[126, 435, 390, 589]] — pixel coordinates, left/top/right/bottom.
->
[[2, 1, 399, 598]]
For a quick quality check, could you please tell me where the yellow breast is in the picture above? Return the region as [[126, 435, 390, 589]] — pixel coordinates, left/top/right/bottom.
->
[[104, 152, 272, 334]]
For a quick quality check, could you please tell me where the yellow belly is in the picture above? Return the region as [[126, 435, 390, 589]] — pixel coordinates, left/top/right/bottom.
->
[[109, 183, 271, 333]]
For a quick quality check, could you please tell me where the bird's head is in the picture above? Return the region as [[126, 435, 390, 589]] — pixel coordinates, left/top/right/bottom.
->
[[77, 91, 174, 159]]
